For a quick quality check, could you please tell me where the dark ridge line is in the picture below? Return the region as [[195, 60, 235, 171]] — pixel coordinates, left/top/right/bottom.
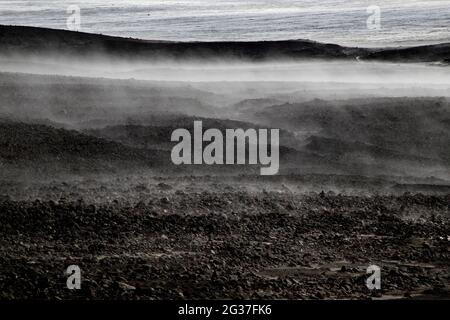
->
[[1, 25, 449, 63]]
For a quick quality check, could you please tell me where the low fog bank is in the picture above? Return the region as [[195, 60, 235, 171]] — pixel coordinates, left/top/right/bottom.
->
[[1, 55, 450, 87], [1, 51, 450, 188]]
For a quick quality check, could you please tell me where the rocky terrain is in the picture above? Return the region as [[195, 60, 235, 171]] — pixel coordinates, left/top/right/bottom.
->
[[0, 71, 449, 300], [0, 27, 449, 300], [1, 25, 450, 63], [0, 187, 449, 299]]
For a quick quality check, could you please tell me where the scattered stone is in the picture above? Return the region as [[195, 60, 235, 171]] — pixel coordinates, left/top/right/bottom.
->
[[118, 282, 136, 291]]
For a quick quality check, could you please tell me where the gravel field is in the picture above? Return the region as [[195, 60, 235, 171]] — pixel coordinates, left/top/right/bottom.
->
[[1, 187, 448, 300]]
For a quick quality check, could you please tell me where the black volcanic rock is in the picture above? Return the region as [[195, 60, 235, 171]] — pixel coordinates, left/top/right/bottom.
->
[[0, 120, 165, 165], [0, 192, 449, 299], [1, 25, 449, 63], [363, 43, 450, 63], [0, 25, 363, 61]]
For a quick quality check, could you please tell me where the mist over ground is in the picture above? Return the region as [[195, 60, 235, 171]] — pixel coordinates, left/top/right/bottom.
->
[[2, 55, 450, 85], [1, 52, 450, 187], [0, 26, 449, 300]]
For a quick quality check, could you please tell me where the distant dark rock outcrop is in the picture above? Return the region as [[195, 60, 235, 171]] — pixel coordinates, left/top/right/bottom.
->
[[0, 120, 165, 167], [0, 25, 449, 63]]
